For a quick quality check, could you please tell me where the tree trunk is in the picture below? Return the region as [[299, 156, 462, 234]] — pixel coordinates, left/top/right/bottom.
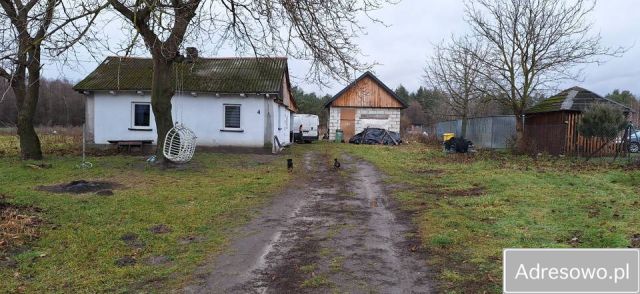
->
[[14, 48, 43, 160], [151, 58, 175, 163], [514, 113, 526, 153], [16, 107, 42, 160], [461, 115, 468, 139]]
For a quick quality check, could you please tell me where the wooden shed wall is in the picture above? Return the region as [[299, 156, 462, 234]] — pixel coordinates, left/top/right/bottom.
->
[[329, 76, 404, 108], [525, 112, 567, 155], [525, 111, 624, 156]]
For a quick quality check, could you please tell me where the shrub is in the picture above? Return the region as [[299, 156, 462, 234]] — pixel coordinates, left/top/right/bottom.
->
[[578, 103, 627, 140], [577, 103, 628, 159]]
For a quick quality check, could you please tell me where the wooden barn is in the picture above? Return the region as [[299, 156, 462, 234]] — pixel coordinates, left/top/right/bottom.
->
[[525, 86, 633, 156], [325, 71, 407, 141]]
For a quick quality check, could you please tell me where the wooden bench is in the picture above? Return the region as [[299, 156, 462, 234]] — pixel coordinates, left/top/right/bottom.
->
[[108, 140, 153, 153]]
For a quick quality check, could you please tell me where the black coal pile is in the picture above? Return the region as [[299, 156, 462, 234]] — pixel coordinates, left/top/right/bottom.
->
[[349, 128, 402, 145], [37, 180, 119, 194], [444, 137, 473, 153]]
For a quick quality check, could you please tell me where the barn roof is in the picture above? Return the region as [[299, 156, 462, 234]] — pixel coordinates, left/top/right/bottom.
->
[[324, 71, 408, 108], [74, 56, 289, 94], [526, 86, 633, 114]]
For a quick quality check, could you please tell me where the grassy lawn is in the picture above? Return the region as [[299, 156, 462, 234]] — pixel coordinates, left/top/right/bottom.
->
[[333, 143, 640, 293], [0, 127, 82, 157], [0, 142, 299, 292], [3, 134, 639, 293]]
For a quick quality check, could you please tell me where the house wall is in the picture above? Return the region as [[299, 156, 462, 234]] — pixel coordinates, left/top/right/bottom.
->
[[91, 91, 275, 147], [271, 101, 292, 147], [328, 107, 341, 140], [327, 107, 400, 140], [85, 96, 95, 142]]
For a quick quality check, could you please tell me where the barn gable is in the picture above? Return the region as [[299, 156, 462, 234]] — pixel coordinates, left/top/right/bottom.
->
[[324, 72, 407, 109]]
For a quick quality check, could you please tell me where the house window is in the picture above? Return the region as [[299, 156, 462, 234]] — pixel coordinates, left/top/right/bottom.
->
[[224, 104, 241, 129], [132, 103, 151, 128]]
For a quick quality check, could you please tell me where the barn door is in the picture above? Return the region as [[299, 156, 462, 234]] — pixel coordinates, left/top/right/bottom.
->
[[340, 108, 356, 141]]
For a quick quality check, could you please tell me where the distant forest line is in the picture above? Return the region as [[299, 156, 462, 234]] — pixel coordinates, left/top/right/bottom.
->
[[0, 79, 637, 129], [0, 79, 85, 127]]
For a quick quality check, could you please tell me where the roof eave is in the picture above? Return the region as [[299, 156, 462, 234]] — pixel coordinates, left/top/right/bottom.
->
[[75, 89, 281, 95]]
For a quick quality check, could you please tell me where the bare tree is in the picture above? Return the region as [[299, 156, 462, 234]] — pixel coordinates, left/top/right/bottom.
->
[[463, 0, 623, 151], [106, 0, 392, 163], [0, 0, 106, 160], [425, 36, 486, 138], [403, 100, 427, 126]]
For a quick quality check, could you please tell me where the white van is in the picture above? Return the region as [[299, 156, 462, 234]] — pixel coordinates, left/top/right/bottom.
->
[[293, 114, 320, 143]]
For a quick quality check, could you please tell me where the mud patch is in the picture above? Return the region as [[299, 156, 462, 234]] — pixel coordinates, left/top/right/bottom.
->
[[560, 231, 583, 247], [420, 184, 486, 198], [0, 196, 41, 251], [623, 159, 640, 171], [630, 234, 640, 248], [183, 152, 432, 293], [37, 180, 121, 194], [411, 168, 445, 176], [115, 255, 137, 267], [256, 235, 324, 292], [144, 255, 171, 266], [149, 224, 171, 234], [158, 161, 205, 172], [178, 235, 206, 245], [95, 189, 114, 196], [445, 186, 486, 197], [586, 204, 600, 218], [121, 233, 145, 249]]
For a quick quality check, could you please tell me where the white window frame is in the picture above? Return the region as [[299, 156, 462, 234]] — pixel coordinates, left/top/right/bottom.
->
[[222, 104, 242, 131], [131, 102, 151, 129]]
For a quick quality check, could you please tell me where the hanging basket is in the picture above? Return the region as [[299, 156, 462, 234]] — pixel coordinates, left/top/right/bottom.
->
[[163, 123, 197, 163]]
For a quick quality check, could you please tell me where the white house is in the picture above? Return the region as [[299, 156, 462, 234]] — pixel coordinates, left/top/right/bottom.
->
[[325, 71, 407, 141], [74, 56, 298, 150]]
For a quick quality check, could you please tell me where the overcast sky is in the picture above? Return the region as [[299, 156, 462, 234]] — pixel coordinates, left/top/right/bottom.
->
[[43, 0, 640, 97]]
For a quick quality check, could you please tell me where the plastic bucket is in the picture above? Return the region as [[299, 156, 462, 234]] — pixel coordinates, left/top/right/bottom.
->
[[443, 133, 455, 142], [335, 129, 343, 143]]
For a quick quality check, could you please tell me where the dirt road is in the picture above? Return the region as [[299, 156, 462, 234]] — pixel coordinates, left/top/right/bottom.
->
[[184, 152, 431, 293]]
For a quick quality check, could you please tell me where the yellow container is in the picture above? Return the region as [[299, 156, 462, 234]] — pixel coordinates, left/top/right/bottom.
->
[[443, 133, 455, 142]]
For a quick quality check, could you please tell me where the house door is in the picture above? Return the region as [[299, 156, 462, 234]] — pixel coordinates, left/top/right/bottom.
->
[[340, 108, 356, 141]]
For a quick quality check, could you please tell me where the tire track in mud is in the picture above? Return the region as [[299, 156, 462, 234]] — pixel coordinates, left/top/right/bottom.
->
[[184, 152, 431, 293]]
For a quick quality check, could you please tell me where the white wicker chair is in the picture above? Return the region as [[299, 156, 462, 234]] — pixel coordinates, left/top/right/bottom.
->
[[163, 123, 197, 163]]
